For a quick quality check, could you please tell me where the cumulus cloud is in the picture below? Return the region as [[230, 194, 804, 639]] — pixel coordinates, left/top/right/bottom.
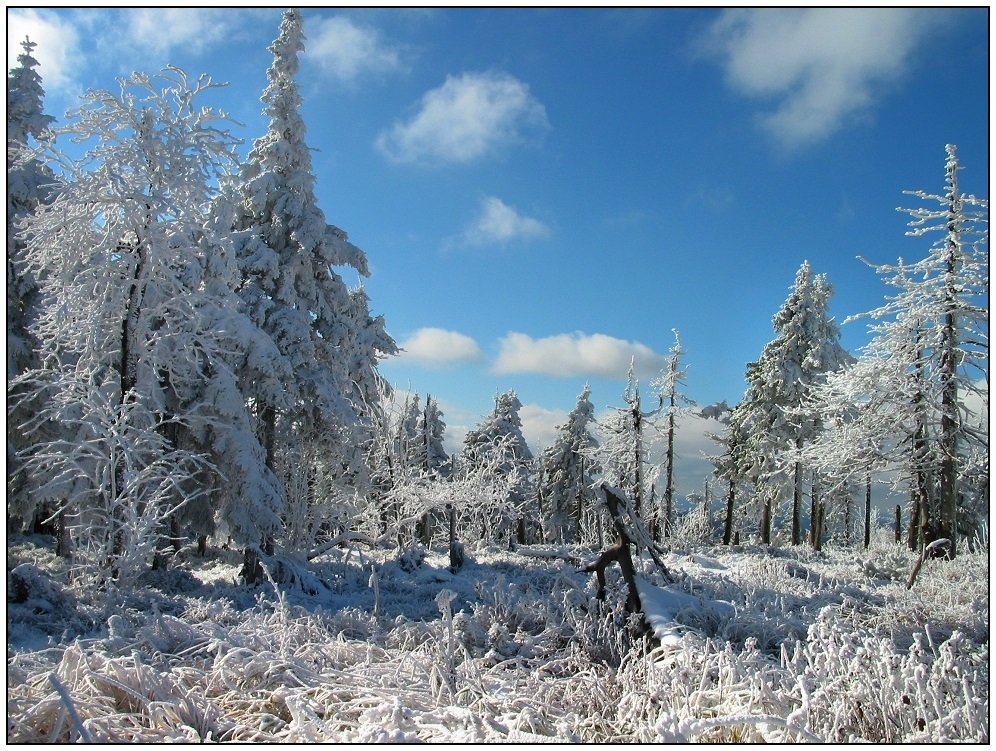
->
[[701, 8, 934, 147], [307, 15, 402, 82], [461, 196, 549, 246], [376, 71, 549, 164], [394, 327, 483, 367], [519, 404, 569, 454], [7, 9, 82, 92], [493, 332, 669, 379]]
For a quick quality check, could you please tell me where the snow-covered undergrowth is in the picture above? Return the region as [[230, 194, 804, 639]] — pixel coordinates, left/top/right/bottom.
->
[[7, 529, 988, 742]]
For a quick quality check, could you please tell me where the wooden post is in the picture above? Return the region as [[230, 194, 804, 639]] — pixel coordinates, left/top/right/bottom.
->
[[894, 505, 902, 545]]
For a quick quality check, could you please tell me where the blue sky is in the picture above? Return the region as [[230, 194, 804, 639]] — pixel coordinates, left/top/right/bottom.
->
[[8, 7, 989, 498]]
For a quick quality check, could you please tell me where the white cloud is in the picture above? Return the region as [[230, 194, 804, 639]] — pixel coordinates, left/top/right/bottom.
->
[[702, 8, 934, 147], [307, 16, 402, 83], [394, 327, 483, 367], [9, 9, 270, 97], [7, 9, 82, 93], [494, 332, 669, 379], [461, 196, 549, 246], [125, 9, 239, 57], [519, 404, 569, 454], [376, 71, 549, 164]]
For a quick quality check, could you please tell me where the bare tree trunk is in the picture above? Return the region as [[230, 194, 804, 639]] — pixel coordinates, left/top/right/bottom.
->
[[241, 546, 264, 585], [844, 487, 852, 543], [791, 459, 802, 545], [908, 482, 922, 552], [864, 474, 872, 549], [663, 408, 675, 539], [760, 493, 771, 545], [722, 481, 736, 545], [573, 455, 585, 544], [56, 509, 71, 560], [937, 158, 962, 559], [447, 503, 464, 571], [813, 501, 825, 552], [810, 475, 821, 549], [895, 505, 902, 545]]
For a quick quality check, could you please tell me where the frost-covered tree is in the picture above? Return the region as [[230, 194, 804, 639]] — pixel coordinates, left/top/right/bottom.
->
[[730, 261, 851, 544], [417, 395, 450, 479], [412, 395, 450, 545], [233, 9, 395, 560], [9, 68, 284, 586], [704, 403, 748, 545], [7, 37, 55, 381], [650, 330, 696, 539], [461, 390, 535, 545], [597, 359, 663, 536], [7, 38, 58, 528], [538, 385, 599, 544], [802, 146, 988, 557], [364, 391, 452, 548]]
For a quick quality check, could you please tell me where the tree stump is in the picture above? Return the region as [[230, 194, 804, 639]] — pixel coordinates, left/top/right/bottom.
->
[[242, 546, 265, 585]]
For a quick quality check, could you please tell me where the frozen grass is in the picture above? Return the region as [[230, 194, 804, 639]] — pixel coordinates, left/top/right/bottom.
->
[[7, 529, 988, 742]]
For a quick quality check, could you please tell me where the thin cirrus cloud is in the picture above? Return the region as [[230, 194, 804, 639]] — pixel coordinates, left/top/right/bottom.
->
[[461, 196, 550, 246], [124, 8, 244, 56], [7, 8, 81, 93], [307, 15, 403, 83], [493, 332, 669, 379], [394, 327, 484, 368], [701, 8, 935, 148], [8, 8, 263, 95], [375, 70, 549, 164]]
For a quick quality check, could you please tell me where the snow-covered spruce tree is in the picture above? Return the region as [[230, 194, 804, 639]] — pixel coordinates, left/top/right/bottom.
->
[[413, 395, 450, 545], [233, 9, 395, 563], [538, 385, 599, 544], [7, 37, 55, 381], [370, 391, 421, 539], [802, 145, 988, 557], [461, 390, 535, 545], [363, 391, 453, 549], [797, 312, 934, 550], [650, 330, 696, 540], [730, 261, 851, 545], [417, 395, 451, 479], [9, 68, 285, 587], [7, 37, 58, 531], [704, 402, 749, 545]]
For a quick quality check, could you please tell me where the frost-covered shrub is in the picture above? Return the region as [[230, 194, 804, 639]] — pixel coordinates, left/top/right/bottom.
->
[[859, 547, 910, 581], [7, 533, 988, 743], [670, 505, 714, 546], [396, 544, 427, 572]]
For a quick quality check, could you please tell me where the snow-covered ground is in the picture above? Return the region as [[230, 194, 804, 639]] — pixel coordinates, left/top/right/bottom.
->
[[7, 529, 988, 742]]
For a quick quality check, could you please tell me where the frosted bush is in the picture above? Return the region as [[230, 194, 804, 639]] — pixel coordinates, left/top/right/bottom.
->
[[859, 546, 911, 581]]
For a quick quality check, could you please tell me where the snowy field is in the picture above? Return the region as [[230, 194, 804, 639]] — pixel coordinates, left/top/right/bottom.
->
[[7, 529, 988, 743]]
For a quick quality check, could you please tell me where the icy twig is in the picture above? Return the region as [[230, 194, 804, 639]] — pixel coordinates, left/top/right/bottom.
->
[[48, 673, 93, 743]]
